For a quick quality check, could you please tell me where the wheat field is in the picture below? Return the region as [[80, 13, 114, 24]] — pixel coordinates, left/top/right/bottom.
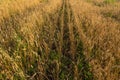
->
[[0, 0, 120, 80]]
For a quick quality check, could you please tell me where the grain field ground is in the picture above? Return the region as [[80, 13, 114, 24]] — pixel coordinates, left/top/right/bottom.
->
[[0, 0, 120, 80]]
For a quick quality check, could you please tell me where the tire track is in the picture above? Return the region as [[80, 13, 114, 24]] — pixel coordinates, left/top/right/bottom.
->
[[43, 0, 78, 79], [52, 0, 94, 79], [55, 0, 76, 59]]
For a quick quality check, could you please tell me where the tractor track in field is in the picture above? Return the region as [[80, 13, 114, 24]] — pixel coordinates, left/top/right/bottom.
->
[[43, 0, 79, 79], [52, 0, 77, 59], [47, 0, 94, 79]]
